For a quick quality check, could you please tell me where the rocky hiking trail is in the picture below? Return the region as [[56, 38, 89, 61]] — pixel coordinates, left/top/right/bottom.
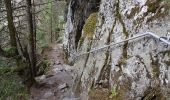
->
[[30, 44, 79, 100]]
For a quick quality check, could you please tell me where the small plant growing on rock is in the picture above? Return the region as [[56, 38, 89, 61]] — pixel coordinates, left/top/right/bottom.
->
[[37, 59, 51, 75], [118, 57, 126, 66], [164, 61, 170, 66], [79, 37, 85, 47], [109, 85, 118, 98]]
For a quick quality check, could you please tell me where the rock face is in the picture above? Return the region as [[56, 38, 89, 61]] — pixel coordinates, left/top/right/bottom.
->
[[64, 0, 170, 99], [64, 0, 101, 58]]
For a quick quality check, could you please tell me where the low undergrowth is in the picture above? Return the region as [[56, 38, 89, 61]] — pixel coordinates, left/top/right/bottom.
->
[[0, 68, 29, 100], [0, 59, 29, 100]]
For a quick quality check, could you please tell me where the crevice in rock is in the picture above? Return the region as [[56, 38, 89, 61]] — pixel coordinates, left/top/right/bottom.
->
[[75, 23, 85, 48], [73, 40, 93, 96], [158, 50, 170, 66], [95, 51, 111, 88], [135, 55, 151, 79], [74, 0, 101, 49], [126, 5, 140, 19], [115, 0, 129, 66], [115, 0, 129, 38], [95, 28, 112, 88], [141, 86, 165, 100], [149, 53, 160, 78]]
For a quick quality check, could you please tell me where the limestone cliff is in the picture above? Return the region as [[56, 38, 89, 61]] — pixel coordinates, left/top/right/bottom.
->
[[64, 0, 100, 59], [64, 0, 170, 99]]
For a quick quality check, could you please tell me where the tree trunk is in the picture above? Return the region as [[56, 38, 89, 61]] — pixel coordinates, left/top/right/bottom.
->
[[26, 0, 37, 79], [4, 0, 18, 54], [33, 0, 36, 51], [50, 1, 53, 43]]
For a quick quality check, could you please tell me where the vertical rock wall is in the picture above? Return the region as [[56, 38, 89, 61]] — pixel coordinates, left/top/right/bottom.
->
[[65, 0, 170, 99], [64, 0, 100, 59]]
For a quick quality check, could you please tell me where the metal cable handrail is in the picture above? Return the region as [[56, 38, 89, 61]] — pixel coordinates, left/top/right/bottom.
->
[[68, 32, 170, 58]]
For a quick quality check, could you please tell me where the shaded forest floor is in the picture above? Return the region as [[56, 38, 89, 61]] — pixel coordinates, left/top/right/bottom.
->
[[29, 44, 77, 100]]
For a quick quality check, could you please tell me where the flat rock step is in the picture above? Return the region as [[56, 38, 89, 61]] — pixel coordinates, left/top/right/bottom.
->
[[62, 97, 80, 100]]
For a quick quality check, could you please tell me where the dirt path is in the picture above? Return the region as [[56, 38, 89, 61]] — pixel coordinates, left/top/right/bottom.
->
[[30, 44, 78, 100]]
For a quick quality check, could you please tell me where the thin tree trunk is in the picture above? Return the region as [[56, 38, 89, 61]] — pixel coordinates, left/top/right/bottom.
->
[[26, 0, 36, 79], [50, 1, 53, 43], [33, 0, 36, 51], [4, 0, 18, 54]]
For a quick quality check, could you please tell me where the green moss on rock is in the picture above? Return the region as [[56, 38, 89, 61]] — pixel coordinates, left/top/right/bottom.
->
[[79, 37, 85, 47], [160, 50, 170, 56], [118, 57, 126, 66], [142, 87, 166, 100], [164, 61, 170, 66], [126, 6, 140, 19], [110, 85, 118, 98], [152, 65, 160, 78], [83, 12, 98, 38]]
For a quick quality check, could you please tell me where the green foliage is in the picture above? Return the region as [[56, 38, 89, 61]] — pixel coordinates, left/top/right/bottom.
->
[[36, 29, 48, 53], [4, 47, 16, 55], [163, 0, 170, 4], [160, 50, 170, 56], [37, 0, 66, 43], [37, 59, 51, 75], [37, 29, 45, 41], [41, 0, 52, 22], [89, 88, 95, 97], [87, 42, 92, 52], [83, 12, 98, 38], [0, 67, 11, 74], [152, 65, 160, 78], [36, 0, 52, 45], [0, 73, 28, 100], [79, 37, 85, 47], [110, 86, 118, 98], [0, 60, 28, 99], [145, 0, 170, 22], [41, 59, 50, 74], [0, 60, 7, 67], [164, 61, 170, 66], [0, 60, 12, 74], [118, 57, 126, 66]]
